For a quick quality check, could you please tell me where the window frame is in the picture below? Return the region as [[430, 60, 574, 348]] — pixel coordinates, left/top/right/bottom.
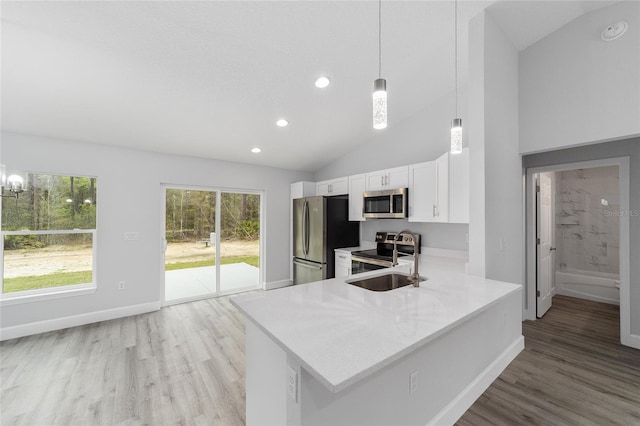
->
[[1, 171, 98, 306]]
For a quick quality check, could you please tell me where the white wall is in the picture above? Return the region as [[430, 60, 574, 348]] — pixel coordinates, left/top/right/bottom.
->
[[519, 1, 640, 153], [0, 132, 312, 330], [467, 11, 523, 287], [314, 90, 470, 252], [483, 14, 523, 286]]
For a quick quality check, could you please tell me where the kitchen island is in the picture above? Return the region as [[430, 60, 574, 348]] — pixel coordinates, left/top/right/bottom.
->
[[231, 255, 523, 425]]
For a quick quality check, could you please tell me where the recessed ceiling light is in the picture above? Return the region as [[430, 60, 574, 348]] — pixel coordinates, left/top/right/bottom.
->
[[251, 147, 262, 154], [315, 76, 331, 88], [276, 119, 289, 127]]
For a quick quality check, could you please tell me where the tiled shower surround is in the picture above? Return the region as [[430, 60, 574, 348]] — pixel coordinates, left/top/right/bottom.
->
[[555, 166, 619, 274]]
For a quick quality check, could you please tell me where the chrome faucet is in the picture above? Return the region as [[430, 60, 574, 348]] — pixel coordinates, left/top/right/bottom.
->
[[392, 229, 421, 287]]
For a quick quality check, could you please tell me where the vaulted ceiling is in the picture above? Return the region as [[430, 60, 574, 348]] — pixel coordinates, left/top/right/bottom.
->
[[1, 1, 614, 171]]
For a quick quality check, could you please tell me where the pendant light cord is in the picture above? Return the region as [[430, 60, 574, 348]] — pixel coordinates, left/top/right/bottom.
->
[[454, 0, 458, 116], [378, 0, 382, 79]]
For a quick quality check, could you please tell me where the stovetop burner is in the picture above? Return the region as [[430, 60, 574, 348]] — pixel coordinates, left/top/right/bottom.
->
[[351, 231, 420, 263]]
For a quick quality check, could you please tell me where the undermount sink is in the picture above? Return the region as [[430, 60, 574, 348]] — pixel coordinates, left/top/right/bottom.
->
[[346, 272, 427, 292]]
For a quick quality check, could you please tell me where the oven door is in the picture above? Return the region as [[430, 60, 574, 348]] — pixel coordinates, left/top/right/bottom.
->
[[351, 255, 390, 275]]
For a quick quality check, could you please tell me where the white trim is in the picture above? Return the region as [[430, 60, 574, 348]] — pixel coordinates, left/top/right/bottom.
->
[[525, 157, 632, 347], [0, 285, 96, 306], [1, 230, 97, 302], [2, 229, 94, 236], [427, 336, 525, 426], [0, 301, 161, 341], [625, 333, 640, 350], [265, 279, 292, 290]]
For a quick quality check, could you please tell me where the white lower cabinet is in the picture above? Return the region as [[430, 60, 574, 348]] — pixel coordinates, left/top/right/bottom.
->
[[335, 251, 352, 278]]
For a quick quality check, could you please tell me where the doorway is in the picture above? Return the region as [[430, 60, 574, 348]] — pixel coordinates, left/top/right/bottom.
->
[[162, 185, 263, 306], [526, 157, 631, 346]]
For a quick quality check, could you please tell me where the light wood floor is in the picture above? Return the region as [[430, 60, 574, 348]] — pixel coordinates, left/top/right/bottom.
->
[[1, 294, 639, 425]]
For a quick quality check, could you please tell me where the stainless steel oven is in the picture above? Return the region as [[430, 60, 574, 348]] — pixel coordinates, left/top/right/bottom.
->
[[363, 188, 408, 219], [350, 231, 420, 274]]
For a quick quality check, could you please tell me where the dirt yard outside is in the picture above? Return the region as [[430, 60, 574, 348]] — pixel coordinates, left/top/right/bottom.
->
[[3, 240, 259, 278]]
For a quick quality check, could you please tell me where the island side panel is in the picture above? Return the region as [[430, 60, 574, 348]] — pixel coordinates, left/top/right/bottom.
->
[[245, 321, 289, 426], [298, 289, 523, 426]]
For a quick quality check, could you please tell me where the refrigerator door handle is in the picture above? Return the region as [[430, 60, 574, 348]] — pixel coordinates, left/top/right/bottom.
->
[[293, 259, 324, 270], [304, 200, 310, 255]]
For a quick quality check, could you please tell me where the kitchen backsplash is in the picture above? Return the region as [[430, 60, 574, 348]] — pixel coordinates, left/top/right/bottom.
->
[[555, 166, 619, 274]]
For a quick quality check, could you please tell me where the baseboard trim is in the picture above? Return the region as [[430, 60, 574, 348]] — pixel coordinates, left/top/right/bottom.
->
[[0, 301, 161, 341], [623, 332, 640, 350], [427, 336, 525, 426], [265, 279, 292, 291]]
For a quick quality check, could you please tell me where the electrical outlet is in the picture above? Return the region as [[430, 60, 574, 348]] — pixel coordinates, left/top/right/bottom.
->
[[286, 366, 297, 402], [410, 371, 418, 394], [118, 281, 125, 290], [124, 232, 139, 241]]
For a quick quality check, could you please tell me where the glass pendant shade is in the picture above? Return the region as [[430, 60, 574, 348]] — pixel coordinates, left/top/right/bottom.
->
[[373, 78, 387, 130], [7, 174, 24, 193], [450, 118, 462, 154]]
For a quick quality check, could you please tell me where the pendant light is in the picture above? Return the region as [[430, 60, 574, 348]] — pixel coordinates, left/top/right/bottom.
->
[[373, 0, 387, 130], [450, 0, 462, 154]]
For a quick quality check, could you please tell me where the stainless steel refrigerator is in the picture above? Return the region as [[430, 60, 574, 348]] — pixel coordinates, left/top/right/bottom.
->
[[293, 196, 359, 285]]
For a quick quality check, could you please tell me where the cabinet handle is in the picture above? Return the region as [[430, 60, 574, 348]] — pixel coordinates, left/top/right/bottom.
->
[[385, 175, 389, 186], [329, 183, 332, 193], [381, 176, 384, 186], [339, 255, 347, 259]]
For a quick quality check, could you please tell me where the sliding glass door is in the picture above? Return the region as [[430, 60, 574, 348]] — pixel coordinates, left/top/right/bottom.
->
[[163, 186, 261, 305]]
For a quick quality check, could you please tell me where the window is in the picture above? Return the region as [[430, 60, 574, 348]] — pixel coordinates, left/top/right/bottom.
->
[[1, 172, 97, 303]]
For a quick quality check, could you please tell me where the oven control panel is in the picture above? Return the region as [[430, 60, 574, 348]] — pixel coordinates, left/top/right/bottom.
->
[[375, 231, 419, 246]]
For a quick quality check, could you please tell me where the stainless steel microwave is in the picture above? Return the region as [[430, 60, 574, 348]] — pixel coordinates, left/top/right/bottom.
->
[[363, 188, 408, 219]]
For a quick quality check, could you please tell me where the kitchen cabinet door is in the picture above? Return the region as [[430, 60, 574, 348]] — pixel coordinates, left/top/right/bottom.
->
[[386, 166, 409, 189], [365, 166, 409, 191], [434, 152, 449, 222], [348, 174, 366, 221], [448, 147, 469, 223], [335, 251, 352, 278], [365, 170, 387, 191], [316, 177, 348, 196], [408, 161, 437, 222]]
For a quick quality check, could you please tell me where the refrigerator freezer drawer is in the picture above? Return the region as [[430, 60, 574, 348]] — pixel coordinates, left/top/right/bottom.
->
[[293, 258, 326, 285]]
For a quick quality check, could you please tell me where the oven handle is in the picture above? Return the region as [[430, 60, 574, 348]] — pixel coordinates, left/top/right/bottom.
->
[[351, 255, 393, 268]]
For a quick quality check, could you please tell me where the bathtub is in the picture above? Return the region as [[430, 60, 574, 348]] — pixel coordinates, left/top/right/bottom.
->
[[555, 268, 620, 305]]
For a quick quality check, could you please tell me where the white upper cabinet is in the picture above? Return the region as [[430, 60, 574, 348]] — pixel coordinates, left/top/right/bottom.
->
[[316, 176, 348, 196], [365, 166, 409, 191], [291, 181, 316, 199], [448, 147, 470, 223], [408, 158, 448, 223], [408, 148, 469, 223], [408, 161, 437, 222], [434, 152, 449, 222], [348, 174, 366, 221]]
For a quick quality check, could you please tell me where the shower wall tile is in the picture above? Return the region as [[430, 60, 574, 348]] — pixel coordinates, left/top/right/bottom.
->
[[554, 165, 619, 274]]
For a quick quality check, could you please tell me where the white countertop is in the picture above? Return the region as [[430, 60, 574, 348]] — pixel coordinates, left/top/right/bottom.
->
[[231, 255, 521, 393]]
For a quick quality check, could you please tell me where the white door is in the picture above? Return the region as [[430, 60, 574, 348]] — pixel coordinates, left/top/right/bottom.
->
[[537, 173, 555, 317]]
